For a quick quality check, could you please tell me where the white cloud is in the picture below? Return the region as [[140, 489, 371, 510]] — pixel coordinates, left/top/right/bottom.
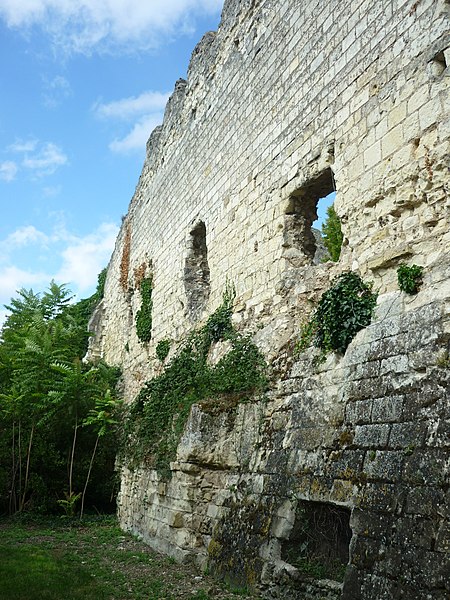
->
[[0, 0, 223, 54], [6, 139, 68, 177], [109, 113, 164, 153], [94, 90, 169, 120], [0, 265, 49, 303], [4, 225, 49, 248], [0, 161, 18, 182], [0, 219, 119, 326], [94, 90, 169, 154], [22, 142, 68, 176], [55, 222, 118, 292]]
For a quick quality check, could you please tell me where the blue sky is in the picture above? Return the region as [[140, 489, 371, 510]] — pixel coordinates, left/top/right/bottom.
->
[[0, 0, 223, 324]]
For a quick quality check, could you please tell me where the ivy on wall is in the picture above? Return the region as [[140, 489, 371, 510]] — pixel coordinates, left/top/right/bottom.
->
[[121, 286, 267, 476], [135, 277, 153, 342], [397, 263, 423, 295], [297, 271, 377, 359]]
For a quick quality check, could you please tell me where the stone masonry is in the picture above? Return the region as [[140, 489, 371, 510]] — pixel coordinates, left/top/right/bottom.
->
[[87, 1, 450, 598]]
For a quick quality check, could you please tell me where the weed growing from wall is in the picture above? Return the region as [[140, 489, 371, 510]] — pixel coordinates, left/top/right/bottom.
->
[[135, 277, 153, 342], [121, 286, 267, 476], [297, 271, 377, 359], [397, 263, 423, 294]]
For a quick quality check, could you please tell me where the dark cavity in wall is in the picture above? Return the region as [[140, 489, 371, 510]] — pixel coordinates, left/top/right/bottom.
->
[[283, 167, 335, 266], [282, 500, 351, 583], [184, 220, 210, 320]]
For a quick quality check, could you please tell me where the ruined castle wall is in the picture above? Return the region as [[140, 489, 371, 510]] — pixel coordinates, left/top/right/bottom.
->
[[88, 0, 450, 598]]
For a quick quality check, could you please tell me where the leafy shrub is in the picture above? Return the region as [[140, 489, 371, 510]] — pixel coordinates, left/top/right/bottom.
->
[[397, 263, 423, 294], [298, 271, 377, 358]]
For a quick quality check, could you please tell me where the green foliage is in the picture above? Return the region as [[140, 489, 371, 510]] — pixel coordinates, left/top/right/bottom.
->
[[297, 271, 377, 358], [0, 279, 121, 515], [156, 340, 171, 362], [321, 205, 343, 262], [57, 492, 81, 517], [122, 287, 266, 476], [136, 277, 153, 342], [397, 263, 423, 294]]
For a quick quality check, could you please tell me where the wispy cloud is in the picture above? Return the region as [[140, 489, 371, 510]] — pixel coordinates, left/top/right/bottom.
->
[[109, 114, 165, 154], [42, 75, 72, 108], [0, 0, 223, 55], [3, 225, 49, 249], [8, 139, 37, 153], [93, 90, 169, 154], [8, 139, 68, 177], [22, 142, 68, 175], [0, 161, 18, 182], [94, 91, 169, 120]]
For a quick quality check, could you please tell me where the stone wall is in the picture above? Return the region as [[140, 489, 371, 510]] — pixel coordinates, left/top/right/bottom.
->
[[88, 0, 450, 598]]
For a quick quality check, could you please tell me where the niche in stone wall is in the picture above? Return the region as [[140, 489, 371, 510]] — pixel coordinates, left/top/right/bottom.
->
[[283, 167, 337, 266], [282, 500, 351, 582], [184, 220, 211, 320]]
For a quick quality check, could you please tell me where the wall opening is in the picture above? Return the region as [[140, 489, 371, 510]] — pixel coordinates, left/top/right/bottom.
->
[[428, 50, 447, 77], [283, 168, 338, 266], [184, 221, 210, 320], [282, 500, 351, 582]]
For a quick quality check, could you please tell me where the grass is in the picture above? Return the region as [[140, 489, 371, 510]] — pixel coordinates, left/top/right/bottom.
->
[[0, 516, 256, 600]]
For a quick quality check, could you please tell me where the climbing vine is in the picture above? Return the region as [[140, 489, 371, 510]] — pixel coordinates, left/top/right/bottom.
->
[[121, 286, 267, 476], [297, 271, 377, 359], [135, 277, 153, 342]]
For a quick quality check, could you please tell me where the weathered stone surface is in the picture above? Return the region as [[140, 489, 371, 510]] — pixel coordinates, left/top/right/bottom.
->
[[88, 0, 449, 598]]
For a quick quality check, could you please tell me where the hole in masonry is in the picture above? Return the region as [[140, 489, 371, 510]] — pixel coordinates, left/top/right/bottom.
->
[[282, 500, 352, 582], [428, 50, 447, 77], [283, 168, 341, 265], [184, 220, 210, 321]]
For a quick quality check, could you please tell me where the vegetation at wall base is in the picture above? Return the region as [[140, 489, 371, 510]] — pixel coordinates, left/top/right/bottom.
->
[[136, 276, 153, 342], [0, 277, 121, 516], [297, 271, 377, 359], [121, 286, 267, 476], [0, 516, 252, 599], [397, 263, 423, 294], [321, 204, 343, 262]]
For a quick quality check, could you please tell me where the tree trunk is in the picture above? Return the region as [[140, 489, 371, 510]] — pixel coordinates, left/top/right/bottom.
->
[[69, 417, 78, 497], [19, 421, 35, 512], [80, 435, 99, 521]]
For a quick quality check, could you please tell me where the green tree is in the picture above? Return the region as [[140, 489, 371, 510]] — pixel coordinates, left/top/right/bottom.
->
[[0, 278, 120, 515], [321, 205, 343, 262]]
